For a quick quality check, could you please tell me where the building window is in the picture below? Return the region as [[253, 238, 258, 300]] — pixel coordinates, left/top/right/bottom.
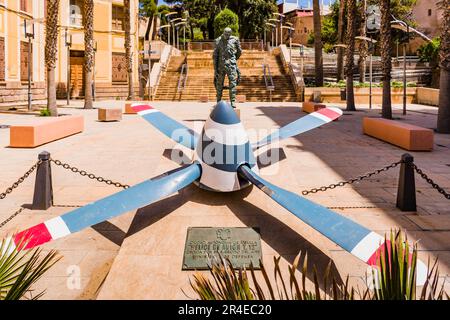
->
[[20, 41, 32, 82], [304, 27, 307, 33], [428, 9, 432, 16], [112, 5, 125, 31], [70, 0, 83, 26], [112, 53, 127, 83], [20, 0, 30, 13]]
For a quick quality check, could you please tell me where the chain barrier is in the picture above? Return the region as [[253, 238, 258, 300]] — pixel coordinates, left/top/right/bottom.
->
[[412, 164, 450, 200], [301, 161, 403, 196], [50, 159, 130, 189], [0, 160, 42, 200], [0, 207, 25, 229]]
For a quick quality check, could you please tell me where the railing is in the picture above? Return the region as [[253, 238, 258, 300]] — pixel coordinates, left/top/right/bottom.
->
[[188, 40, 264, 51], [177, 63, 189, 95], [148, 44, 172, 100], [263, 64, 275, 102]]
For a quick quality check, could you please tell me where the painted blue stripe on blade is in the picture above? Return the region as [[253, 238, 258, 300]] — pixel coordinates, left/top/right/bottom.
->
[[210, 101, 240, 125], [239, 165, 371, 252], [62, 163, 201, 233], [142, 112, 198, 150], [256, 113, 327, 148], [198, 138, 256, 172]]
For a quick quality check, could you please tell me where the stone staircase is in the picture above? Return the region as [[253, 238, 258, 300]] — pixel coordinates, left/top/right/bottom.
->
[[154, 51, 297, 102]]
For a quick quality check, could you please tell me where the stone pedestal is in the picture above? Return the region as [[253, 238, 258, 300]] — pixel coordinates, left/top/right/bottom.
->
[[98, 108, 122, 122]]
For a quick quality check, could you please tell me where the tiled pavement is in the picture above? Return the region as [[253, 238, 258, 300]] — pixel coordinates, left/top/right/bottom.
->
[[0, 100, 448, 299]]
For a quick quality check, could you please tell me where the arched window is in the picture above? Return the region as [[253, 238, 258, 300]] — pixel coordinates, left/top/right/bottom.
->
[[70, 0, 83, 26]]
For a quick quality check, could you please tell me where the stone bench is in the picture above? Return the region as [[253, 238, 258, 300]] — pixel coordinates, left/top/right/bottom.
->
[[236, 95, 246, 103], [10, 115, 84, 148], [363, 117, 434, 151], [98, 108, 122, 122], [302, 101, 326, 114], [124, 103, 137, 114]]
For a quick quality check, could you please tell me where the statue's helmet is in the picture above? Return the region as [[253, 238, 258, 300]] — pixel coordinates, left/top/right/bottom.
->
[[223, 27, 232, 40]]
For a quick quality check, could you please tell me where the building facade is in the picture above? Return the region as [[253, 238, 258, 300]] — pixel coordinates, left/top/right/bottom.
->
[[57, 0, 140, 99], [0, 0, 46, 104], [0, 0, 140, 106]]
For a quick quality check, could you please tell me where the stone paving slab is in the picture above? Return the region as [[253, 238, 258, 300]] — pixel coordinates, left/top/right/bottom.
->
[[0, 100, 449, 299]]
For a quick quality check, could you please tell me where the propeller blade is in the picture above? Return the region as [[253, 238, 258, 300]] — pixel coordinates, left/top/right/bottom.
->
[[238, 165, 428, 285], [132, 104, 199, 150], [254, 107, 343, 148], [8, 163, 201, 251]]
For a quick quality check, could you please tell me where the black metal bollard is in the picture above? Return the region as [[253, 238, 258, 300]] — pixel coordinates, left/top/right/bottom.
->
[[396, 153, 417, 211], [32, 151, 53, 210]]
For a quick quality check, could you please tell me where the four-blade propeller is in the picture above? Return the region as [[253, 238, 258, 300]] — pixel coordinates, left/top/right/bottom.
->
[[1, 102, 428, 285]]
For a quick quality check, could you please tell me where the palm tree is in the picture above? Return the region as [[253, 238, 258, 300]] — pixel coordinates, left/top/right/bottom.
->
[[337, 0, 346, 82], [45, 0, 60, 116], [345, 0, 356, 111], [358, 0, 368, 83], [0, 237, 60, 300], [380, 0, 392, 119], [83, 0, 94, 109], [312, 0, 323, 87], [124, 0, 135, 100], [437, 0, 450, 133]]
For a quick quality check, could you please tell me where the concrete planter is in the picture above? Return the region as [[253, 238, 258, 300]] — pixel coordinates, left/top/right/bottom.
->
[[304, 87, 417, 104]]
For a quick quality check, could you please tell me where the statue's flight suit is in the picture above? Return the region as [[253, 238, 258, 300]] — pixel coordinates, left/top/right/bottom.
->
[[213, 28, 242, 108]]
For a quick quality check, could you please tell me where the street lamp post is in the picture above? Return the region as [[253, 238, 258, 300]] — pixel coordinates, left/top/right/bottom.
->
[[391, 21, 411, 115], [281, 26, 294, 66], [266, 23, 276, 49], [24, 19, 35, 111], [93, 41, 97, 101], [165, 12, 177, 46], [269, 18, 279, 46], [159, 24, 171, 46], [64, 28, 72, 106], [355, 36, 377, 110]]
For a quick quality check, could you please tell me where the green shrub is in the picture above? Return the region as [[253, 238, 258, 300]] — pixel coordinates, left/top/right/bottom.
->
[[213, 8, 239, 39], [39, 108, 51, 117], [417, 37, 440, 63]]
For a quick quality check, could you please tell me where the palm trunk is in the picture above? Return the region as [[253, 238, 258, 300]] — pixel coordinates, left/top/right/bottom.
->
[[358, 0, 368, 83], [337, 0, 346, 81], [45, 0, 59, 116], [437, 0, 450, 133], [124, 0, 135, 100], [345, 0, 356, 111], [380, 0, 392, 119], [313, 0, 323, 87], [83, 0, 94, 109]]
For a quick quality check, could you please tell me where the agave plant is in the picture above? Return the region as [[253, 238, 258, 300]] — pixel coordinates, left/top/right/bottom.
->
[[189, 253, 356, 300], [0, 236, 60, 300], [368, 230, 448, 300], [189, 230, 448, 300]]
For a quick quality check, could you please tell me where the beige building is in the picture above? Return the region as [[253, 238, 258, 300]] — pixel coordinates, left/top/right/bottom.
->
[[57, 0, 140, 99], [0, 0, 140, 105], [283, 9, 315, 45], [0, 0, 46, 104]]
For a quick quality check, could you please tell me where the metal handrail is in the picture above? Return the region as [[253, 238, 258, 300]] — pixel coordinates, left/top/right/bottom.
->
[[177, 63, 189, 93], [263, 64, 275, 102]]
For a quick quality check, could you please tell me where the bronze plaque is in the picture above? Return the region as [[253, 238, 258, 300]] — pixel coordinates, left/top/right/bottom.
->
[[182, 227, 262, 270]]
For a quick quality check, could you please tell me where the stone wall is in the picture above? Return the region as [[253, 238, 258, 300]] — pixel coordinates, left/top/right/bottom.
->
[[0, 81, 46, 104]]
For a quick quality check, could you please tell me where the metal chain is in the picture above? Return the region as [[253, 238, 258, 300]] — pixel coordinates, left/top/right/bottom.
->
[[412, 164, 450, 200], [0, 207, 25, 229], [0, 160, 42, 200], [50, 159, 130, 189], [301, 160, 403, 196]]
